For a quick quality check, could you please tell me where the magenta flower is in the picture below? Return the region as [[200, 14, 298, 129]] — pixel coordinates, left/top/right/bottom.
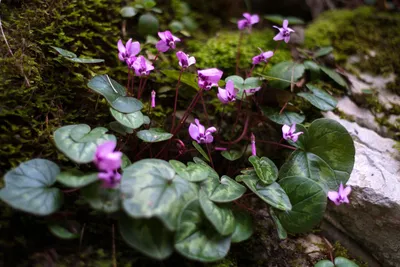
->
[[132, 56, 154, 76], [273, 19, 295, 43], [156, 31, 181, 53], [238, 13, 259, 30], [197, 68, 223, 90], [328, 183, 352, 206], [217, 80, 237, 104], [282, 124, 303, 142], [244, 87, 261, 94], [189, 119, 217, 144], [176, 51, 196, 69], [251, 133, 256, 156], [98, 169, 122, 189], [252, 50, 274, 65], [151, 90, 156, 108], [94, 141, 122, 171], [117, 39, 140, 62]]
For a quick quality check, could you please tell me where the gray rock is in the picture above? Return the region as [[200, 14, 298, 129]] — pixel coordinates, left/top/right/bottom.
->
[[323, 112, 400, 267]]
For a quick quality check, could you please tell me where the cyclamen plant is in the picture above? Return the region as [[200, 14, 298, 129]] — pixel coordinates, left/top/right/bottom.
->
[[1, 14, 355, 263]]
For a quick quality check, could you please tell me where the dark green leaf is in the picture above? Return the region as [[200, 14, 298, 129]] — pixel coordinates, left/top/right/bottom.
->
[[260, 106, 305, 125], [161, 70, 198, 90], [137, 128, 173, 142], [87, 75, 143, 113], [54, 124, 116, 163], [51, 46, 104, 63], [56, 170, 98, 188], [303, 60, 320, 81], [48, 224, 79, 239], [248, 156, 278, 184], [121, 159, 197, 230], [221, 150, 242, 161], [298, 84, 338, 111], [225, 76, 262, 99], [335, 257, 359, 267], [109, 121, 133, 136], [81, 182, 120, 213], [120, 6, 137, 17], [192, 141, 210, 162], [121, 154, 132, 169], [269, 208, 287, 239], [0, 159, 63, 216], [119, 215, 174, 260], [169, 160, 209, 182], [320, 66, 347, 88], [138, 13, 159, 36], [143, 0, 156, 9], [169, 21, 184, 33], [314, 46, 334, 58], [231, 210, 253, 243], [267, 61, 305, 89], [51, 46, 76, 58], [110, 108, 144, 129], [193, 157, 219, 179], [175, 200, 231, 262], [208, 175, 246, 203]]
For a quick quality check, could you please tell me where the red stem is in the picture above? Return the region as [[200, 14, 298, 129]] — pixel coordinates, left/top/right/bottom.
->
[[220, 115, 250, 145], [171, 69, 183, 131]]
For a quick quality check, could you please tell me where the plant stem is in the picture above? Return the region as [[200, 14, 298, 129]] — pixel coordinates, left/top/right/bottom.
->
[[206, 144, 214, 169], [171, 69, 183, 131], [248, 64, 256, 77], [279, 101, 288, 114], [255, 139, 296, 150], [261, 41, 282, 73], [139, 76, 149, 99], [236, 31, 244, 75], [200, 91, 210, 126], [137, 78, 143, 99], [217, 105, 226, 136], [220, 115, 250, 145]]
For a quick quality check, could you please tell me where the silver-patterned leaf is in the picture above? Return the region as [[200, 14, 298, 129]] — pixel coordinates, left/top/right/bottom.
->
[[110, 108, 144, 129], [231, 210, 253, 243], [248, 156, 278, 185], [56, 170, 98, 188], [169, 160, 209, 182], [208, 175, 246, 203]]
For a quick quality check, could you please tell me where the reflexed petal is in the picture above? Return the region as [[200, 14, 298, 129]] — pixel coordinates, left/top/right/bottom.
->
[[129, 41, 141, 56], [291, 132, 303, 142], [117, 40, 125, 53], [283, 19, 289, 29], [164, 30, 173, 40], [172, 34, 181, 42], [189, 123, 199, 141], [156, 40, 169, 52], [226, 80, 236, 96], [284, 36, 290, 43], [158, 31, 166, 41], [204, 134, 214, 144], [198, 68, 223, 83], [96, 141, 117, 157], [343, 185, 352, 196], [217, 88, 228, 103], [238, 19, 247, 30], [287, 27, 295, 33], [338, 183, 344, 195], [118, 53, 125, 62], [188, 56, 196, 66], [273, 33, 285, 41], [206, 127, 217, 134], [327, 191, 339, 203], [282, 124, 291, 135], [251, 15, 259, 24], [289, 123, 296, 133], [125, 39, 133, 52], [243, 13, 252, 21], [263, 51, 274, 59], [195, 119, 205, 134], [252, 55, 262, 65]]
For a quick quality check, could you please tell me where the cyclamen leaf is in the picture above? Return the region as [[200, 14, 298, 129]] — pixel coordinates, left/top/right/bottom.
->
[[208, 175, 246, 203], [225, 75, 262, 99], [248, 156, 278, 185], [221, 150, 242, 161], [81, 182, 120, 213], [109, 121, 133, 136], [261, 106, 305, 125], [267, 61, 305, 89], [138, 13, 159, 36], [137, 128, 173, 142], [192, 141, 210, 162], [51, 46, 104, 63], [121, 159, 197, 230], [269, 208, 287, 240], [54, 124, 116, 163], [169, 160, 209, 182], [297, 84, 337, 111], [334, 257, 360, 267], [120, 6, 137, 17], [174, 199, 231, 262], [119, 215, 174, 260], [231, 210, 253, 243], [314, 46, 334, 58], [56, 170, 98, 188], [320, 66, 348, 88], [48, 224, 79, 239], [303, 60, 320, 81], [0, 159, 63, 216], [110, 108, 144, 129], [315, 260, 335, 267]]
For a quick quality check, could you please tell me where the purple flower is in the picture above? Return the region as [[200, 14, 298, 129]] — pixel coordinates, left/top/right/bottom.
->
[[282, 124, 303, 142], [176, 51, 196, 69], [244, 87, 261, 94], [189, 119, 217, 144], [118, 39, 140, 62], [217, 80, 237, 104], [94, 141, 122, 171], [251, 133, 256, 156], [273, 19, 295, 43], [156, 31, 181, 53], [328, 183, 352, 206], [98, 169, 121, 188], [238, 13, 259, 30], [252, 50, 274, 65], [197, 68, 223, 90], [132, 56, 154, 76], [151, 90, 156, 108]]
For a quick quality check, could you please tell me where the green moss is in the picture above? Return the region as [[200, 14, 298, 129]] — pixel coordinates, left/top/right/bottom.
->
[[206, 255, 237, 267], [333, 241, 368, 267], [0, 0, 125, 175], [187, 30, 292, 74], [305, 7, 400, 85]]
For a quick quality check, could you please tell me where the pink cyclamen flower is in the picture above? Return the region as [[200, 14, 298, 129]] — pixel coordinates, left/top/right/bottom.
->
[[282, 124, 303, 142], [273, 19, 295, 43], [151, 90, 156, 108], [98, 169, 121, 188], [176, 51, 196, 69], [328, 183, 352, 206], [238, 13, 259, 30], [252, 50, 274, 65], [189, 119, 217, 144], [156, 31, 181, 52], [197, 68, 223, 90], [94, 141, 122, 171], [251, 133, 256, 156], [117, 39, 140, 62], [132, 56, 154, 76], [217, 80, 237, 104]]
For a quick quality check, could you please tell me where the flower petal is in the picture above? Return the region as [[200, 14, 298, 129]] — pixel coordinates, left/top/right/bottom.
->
[[117, 39, 125, 53], [263, 51, 274, 59], [188, 123, 199, 141], [283, 19, 289, 29], [188, 56, 196, 66], [327, 191, 339, 203], [237, 19, 247, 30], [206, 126, 217, 134], [343, 185, 352, 196], [129, 41, 141, 56], [243, 13, 252, 21], [156, 40, 169, 52], [282, 124, 291, 135], [284, 36, 290, 43], [251, 15, 259, 24], [158, 31, 166, 41], [273, 33, 285, 41], [195, 119, 205, 134]]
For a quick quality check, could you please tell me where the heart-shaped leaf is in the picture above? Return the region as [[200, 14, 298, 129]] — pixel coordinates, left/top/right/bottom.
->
[[119, 215, 174, 260], [48, 224, 80, 239], [314, 46, 334, 58], [120, 6, 137, 17], [298, 84, 337, 111], [334, 257, 359, 267], [110, 108, 144, 129], [174, 199, 231, 262], [87, 75, 143, 113], [54, 124, 116, 163], [320, 66, 347, 88], [192, 141, 210, 162], [303, 60, 320, 81], [208, 175, 246, 203], [193, 157, 219, 179], [0, 159, 63, 216], [267, 61, 305, 89], [269, 208, 287, 240], [138, 13, 159, 36], [169, 160, 209, 182], [199, 189, 235, 236], [248, 156, 278, 185], [276, 176, 326, 233], [221, 150, 242, 161], [52, 46, 104, 63], [225, 75, 262, 99], [231, 210, 253, 243], [261, 106, 305, 125], [137, 128, 173, 143], [109, 121, 133, 136], [121, 159, 197, 230], [81, 182, 120, 213], [56, 170, 98, 188], [237, 171, 291, 211]]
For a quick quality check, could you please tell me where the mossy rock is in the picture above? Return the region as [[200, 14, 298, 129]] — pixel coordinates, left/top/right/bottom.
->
[[187, 30, 292, 74]]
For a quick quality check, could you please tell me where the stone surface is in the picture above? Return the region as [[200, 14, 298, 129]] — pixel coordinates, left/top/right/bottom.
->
[[295, 234, 327, 261], [323, 112, 400, 267]]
